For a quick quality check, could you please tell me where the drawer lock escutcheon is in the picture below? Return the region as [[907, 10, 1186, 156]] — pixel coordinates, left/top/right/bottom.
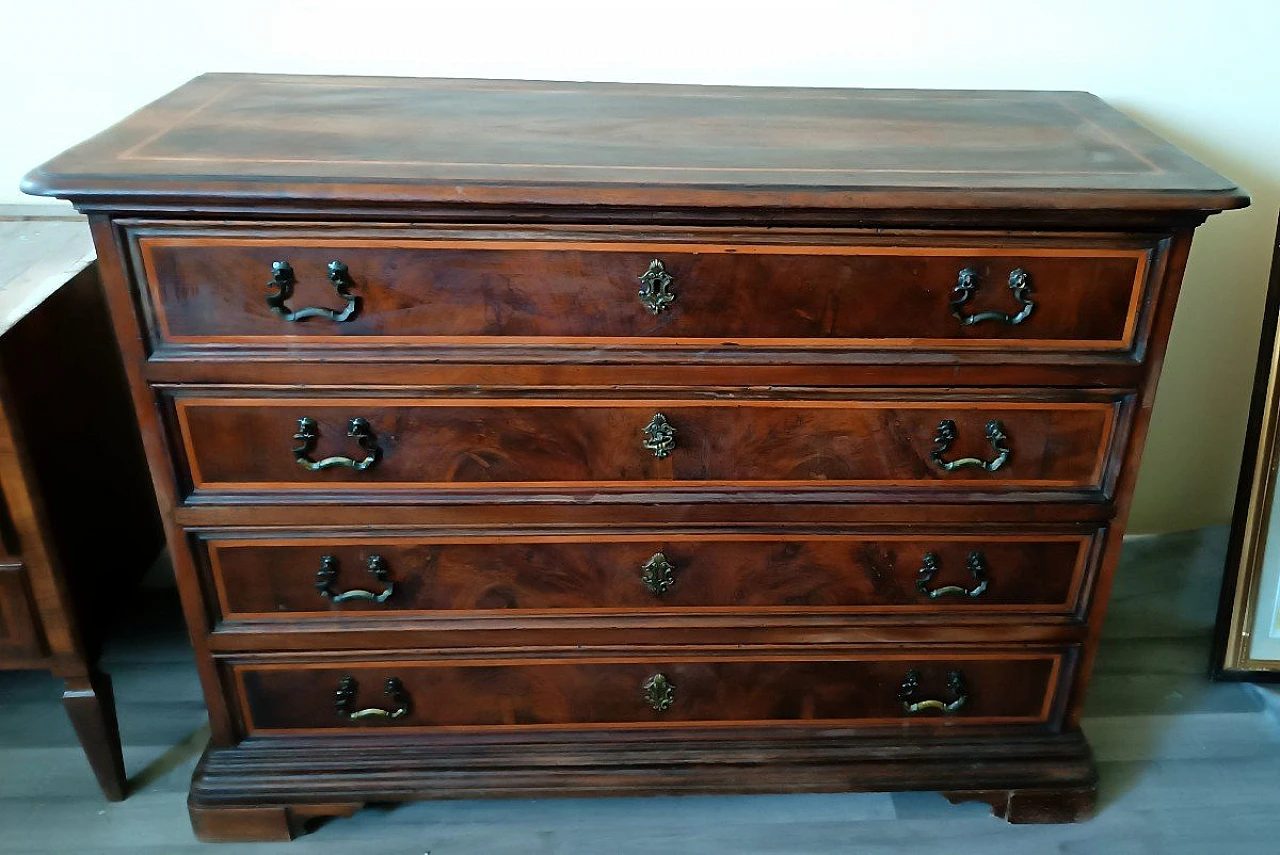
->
[[266, 260, 360, 323], [292, 417, 381, 472], [316, 554, 395, 604], [930, 419, 1010, 472], [899, 669, 968, 715], [643, 673, 675, 712], [637, 259, 676, 315], [334, 676, 410, 721], [642, 412, 677, 459], [640, 552, 677, 595], [949, 267, 1034, 326], [916, 551, 990, 599]]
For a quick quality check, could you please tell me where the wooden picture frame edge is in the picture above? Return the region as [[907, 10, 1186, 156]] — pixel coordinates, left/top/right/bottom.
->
[[1213, 211, 1280, 681]]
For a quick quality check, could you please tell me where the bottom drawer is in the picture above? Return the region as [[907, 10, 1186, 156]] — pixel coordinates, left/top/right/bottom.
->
[[231, 648, 1073, 735], [0, 560, 42, 658]]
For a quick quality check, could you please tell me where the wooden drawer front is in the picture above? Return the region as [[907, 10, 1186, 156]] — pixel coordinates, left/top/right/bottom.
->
[[0, 561, 43, 658], [174, 397, 1121, 495], [135, 231, 1149, 351], [232, 649, 1069, 734], [205, 532, 1096, 621]]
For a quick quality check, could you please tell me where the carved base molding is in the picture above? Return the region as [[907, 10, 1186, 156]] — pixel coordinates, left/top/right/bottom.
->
[[188, 728, 1098, 841]]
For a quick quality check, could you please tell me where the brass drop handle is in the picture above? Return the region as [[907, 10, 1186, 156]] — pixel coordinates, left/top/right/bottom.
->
[[642, 412, 677, 459], [637, 259, 675, 314], [899, 670, 968, 715], [949, 267, 1034, 326], [334, 676, 410, 721], [643, 673, 675, 711], [916, 551, 989, 599], [640, 552, 677, 595], [293, 417, 381, 471], [316, 555, 395, 604], [929, 419, 1010, 472], [266, 260, 360, 322]]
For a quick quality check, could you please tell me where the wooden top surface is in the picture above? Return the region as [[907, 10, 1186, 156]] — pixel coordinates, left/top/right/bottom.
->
[[21, 73, 1247, 213], [0, 214, 93, 337]]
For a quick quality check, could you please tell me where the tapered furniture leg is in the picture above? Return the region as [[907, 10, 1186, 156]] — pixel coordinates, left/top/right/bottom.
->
[[62, 669, 127, 801]]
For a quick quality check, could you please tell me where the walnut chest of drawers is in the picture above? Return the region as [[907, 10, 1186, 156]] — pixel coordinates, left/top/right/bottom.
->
[[23, 74, 1247, 841]]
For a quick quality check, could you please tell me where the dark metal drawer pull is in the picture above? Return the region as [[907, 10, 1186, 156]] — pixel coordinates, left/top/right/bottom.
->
[[637, 259, 676, 314], [640, 552, 677, 595], [642, 412, 677, 458], [643, 673, 675, 711], [266, 260, 360, 322], [949, 267, 1034, 326], [292, 417, 381, 471], [316, 555, 395, 604], [334, 676, 409, 721], [930, 419, 1010, 472], [916, 551, 989, 599], [899, 669, 968, 715]]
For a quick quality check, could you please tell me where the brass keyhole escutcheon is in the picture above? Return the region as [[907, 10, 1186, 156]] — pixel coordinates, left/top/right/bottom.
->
[[643, 673, 675, 712], [640, 552, 676, 595], [642, 413, 677, 459], [637, 259, 675, 314]]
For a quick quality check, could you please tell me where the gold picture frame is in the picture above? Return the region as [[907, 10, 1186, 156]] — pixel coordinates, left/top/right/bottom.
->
[[1214, 212, 1280, 679]]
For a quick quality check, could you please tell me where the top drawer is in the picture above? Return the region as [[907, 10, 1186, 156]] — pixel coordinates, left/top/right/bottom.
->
[[126, 225, 1155, 357]]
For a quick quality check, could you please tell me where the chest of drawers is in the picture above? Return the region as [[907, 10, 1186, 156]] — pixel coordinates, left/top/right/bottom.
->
[[23, 74, 1246, 841]]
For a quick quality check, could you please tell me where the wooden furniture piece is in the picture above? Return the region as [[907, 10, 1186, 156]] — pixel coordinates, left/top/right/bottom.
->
[[0, 214, 163, 800], [22, 75, 1247, 840]]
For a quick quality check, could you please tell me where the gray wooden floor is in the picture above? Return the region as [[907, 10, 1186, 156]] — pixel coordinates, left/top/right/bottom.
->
[[3, 526, 1280, 853]]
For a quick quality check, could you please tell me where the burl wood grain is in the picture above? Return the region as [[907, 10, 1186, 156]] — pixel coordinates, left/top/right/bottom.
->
[[232, 651, 1062, 733], [205, 533, 1093, 619], [174, 397, 1119, 493], [138, 235, 1146, 348]]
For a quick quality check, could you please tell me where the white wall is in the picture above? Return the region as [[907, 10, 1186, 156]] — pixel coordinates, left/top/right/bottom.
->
[[3, 0, 1278, 532]]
